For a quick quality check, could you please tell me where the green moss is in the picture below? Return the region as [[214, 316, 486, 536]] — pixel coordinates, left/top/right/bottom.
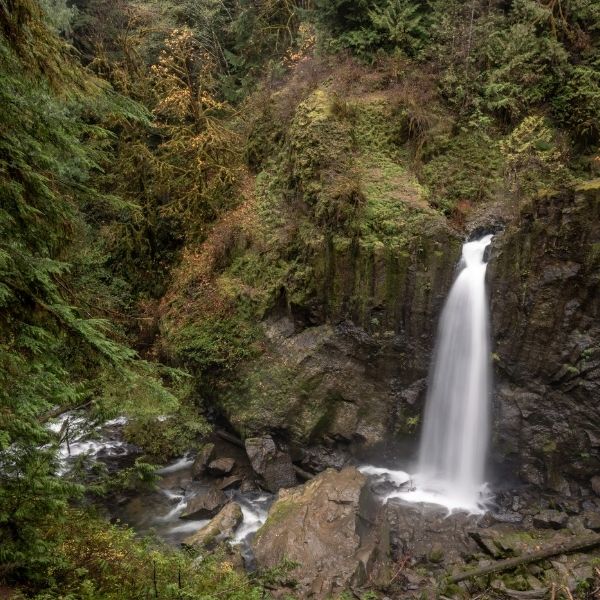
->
[[396, 412, 420, 435], [586, 243, 600, 268], [421, 128, 503, 215], [501, 573, 531, 591], [575, 178, 600, 192], [169, 317, 260, 372], [221, 363, 296, 436], [428, 547, 444, 563], [254, 497, 300, 541]]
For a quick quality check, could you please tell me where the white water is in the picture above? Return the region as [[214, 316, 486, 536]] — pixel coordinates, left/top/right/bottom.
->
[[361, 235, 493, 514], [411, 234, 494, 511], [47, 412, 271, 547]]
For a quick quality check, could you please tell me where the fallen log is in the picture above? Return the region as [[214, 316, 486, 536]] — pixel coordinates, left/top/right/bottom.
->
[[215, 428, 245, 449], [39, 400, 92, 424], [450, 532, 600, 583]]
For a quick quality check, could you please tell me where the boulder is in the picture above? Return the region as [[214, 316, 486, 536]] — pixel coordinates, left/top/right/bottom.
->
[[192, 443, 215, 479], [180, 486, 227, 520], [583, 511, 600, 531], [385, 499, 479, 566], [245, 436, 297, 492], [208, 457, 235, 476], [219, 475, 243, 491], [252, 467, 389, 598], [591, 475, 600, 497], [183, 502, 243, 549], [532, 509, 568, 530]]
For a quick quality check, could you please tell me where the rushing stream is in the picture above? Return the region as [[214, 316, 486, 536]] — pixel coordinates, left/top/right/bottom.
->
[[47, 413, 270, 554], [361, 235, 494, 514]]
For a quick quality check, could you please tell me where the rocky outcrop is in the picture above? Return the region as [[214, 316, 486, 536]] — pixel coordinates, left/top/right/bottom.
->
[[183, 502, 243, 549], [245, 436, 297, 492], [168, 87, 463, 462], [180, 486, 227, 520], [490, 183, 600, 493], [384, 499, 480, 567], [208, 458, 235, 476], [252, 467, 389, 598], [191, 443, 215, 479]]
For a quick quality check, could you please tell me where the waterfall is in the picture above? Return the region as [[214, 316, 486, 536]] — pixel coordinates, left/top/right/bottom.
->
[[415, 234, 493, 509], [359, 234, 494, 513]]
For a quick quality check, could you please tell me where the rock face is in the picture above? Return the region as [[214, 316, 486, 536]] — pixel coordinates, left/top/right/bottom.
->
[[533, 509, 569, 530], [204, 89, 463, 461], [385, 499, 480, 566], [490, 184, 600, 492], [252, 467, 389, 598], [208, 457, 235, 476], [183, 502, 243, 548], [245, 436, 297, 492], [191, 443, 215, 479], [180, 486, 227, 520]]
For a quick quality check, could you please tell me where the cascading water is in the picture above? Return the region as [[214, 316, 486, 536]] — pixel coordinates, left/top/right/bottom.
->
[[410, 234, 493, 510], [360, 234, 493, 513]]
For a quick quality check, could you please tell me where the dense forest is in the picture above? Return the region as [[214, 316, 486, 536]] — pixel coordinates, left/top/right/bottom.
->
[[1, 0, 599, 598]]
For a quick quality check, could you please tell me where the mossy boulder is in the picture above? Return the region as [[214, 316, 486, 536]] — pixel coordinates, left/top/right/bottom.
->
[[183, 502, 243, 549], [252, 467, 389, 598]]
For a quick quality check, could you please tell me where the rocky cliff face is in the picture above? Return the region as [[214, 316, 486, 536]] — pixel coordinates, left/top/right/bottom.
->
[[158, 68, 599, 496], [214, 87, 463, 459], [489, 182, 600, 494]]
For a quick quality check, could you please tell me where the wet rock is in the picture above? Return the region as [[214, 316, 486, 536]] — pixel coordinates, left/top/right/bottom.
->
[[219, 475, 243, 491], [583, 511, 600, 531], [566, 515, 591, 535], [245, 436, 297, 492], [395, 378, 426, 406], [490, 187, 600, 492], [428, 542, 445, 563], [208, 458, 235, 476], [297, 444, 348, 473], [240, 479, 259, 493], [252, 467, 389, 598], [532, 509, 568, 529], [180, 486, 227, 520], [192, 443, 215, 479], [183, 502, 243, 549], [469, 531, 505, 558], [385, 499, 479, 566], [489, 510, 524, 525], [557, 498, 581, 515]]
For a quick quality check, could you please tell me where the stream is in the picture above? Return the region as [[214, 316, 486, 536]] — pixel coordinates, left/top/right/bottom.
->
[[47, 412, 272, 556]]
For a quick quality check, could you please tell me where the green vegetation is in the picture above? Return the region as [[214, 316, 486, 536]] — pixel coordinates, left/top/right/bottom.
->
[[23, 510, 267, 599], [1, 0, 599, 596]]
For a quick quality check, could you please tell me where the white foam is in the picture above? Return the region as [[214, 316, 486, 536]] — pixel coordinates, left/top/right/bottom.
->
[[156, 454, 194, 474], [361, 466, 491, 515], [233, 495, 270, 543], [169, 519, 210, 534], [359, 465, 410, 486]]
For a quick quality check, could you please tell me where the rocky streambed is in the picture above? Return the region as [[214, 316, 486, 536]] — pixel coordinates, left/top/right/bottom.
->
[[48, 411, 600, 598]]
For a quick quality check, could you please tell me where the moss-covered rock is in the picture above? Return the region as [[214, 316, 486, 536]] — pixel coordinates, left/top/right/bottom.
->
[[253, 467, 389, 598], [158, 85, 463, 455]]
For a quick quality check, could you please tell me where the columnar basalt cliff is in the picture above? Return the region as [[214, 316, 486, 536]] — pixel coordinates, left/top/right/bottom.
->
[[490, 183, 600, 494]]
